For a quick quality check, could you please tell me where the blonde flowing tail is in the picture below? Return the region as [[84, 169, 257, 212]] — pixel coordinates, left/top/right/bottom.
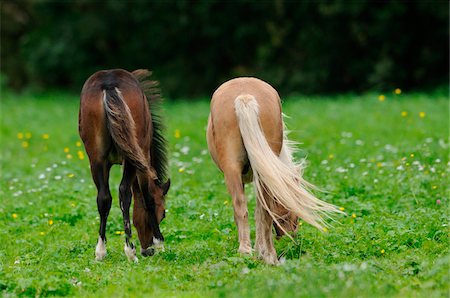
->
[[234, 95, 342, 232]]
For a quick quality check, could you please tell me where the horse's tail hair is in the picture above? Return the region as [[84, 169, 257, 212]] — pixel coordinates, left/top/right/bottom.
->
[[234, 94, 343, 233], [103, 88, 150, 174]]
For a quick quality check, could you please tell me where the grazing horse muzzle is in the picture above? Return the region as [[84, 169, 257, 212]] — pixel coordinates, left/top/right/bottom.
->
[[141, 247, 155, 257], [273, 212, 299, 239]]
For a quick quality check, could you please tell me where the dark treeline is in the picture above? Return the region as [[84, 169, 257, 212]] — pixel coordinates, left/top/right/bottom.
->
[[2, 0, 448, 98]]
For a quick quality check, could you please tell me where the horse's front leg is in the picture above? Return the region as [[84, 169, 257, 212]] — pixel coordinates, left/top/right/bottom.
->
[[119, 161, 138, 262]]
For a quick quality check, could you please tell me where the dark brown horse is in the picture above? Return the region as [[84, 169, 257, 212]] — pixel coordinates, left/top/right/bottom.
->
[[79, 69, 170, 262]]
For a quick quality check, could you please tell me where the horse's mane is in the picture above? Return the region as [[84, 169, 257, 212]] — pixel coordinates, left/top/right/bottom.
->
[[132, 69, 169, 183]]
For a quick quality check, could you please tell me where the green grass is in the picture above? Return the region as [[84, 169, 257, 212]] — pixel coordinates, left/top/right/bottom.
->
[[0, 90, 448, 297]]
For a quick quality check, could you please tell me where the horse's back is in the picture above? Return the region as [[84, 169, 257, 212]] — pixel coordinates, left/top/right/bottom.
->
[[208, 77, 283, 172]]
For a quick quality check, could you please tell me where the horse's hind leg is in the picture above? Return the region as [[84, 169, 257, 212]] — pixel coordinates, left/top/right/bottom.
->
[[119, 161, 138, 262], [224, 167, 252, 255], [255, 186, 278, 265], [91, 161, 112, 261]]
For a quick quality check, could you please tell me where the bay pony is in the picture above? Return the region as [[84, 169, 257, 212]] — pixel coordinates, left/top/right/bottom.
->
[[79, 69, 170, 261]]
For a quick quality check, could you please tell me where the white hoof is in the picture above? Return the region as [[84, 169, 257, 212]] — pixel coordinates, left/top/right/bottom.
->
[[124, 244, 138, 262], [238, 245, 253, 255], [153, 237, 165, 253], [95, 236, 106, 261]]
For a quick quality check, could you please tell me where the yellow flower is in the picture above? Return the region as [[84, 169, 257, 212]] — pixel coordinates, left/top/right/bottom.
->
[[339, 207, 345, 211], [223, 200, 229, 205], [323, 227, 328, 232], [12, 213, 18, 219], [376, 162, 383, 168], [419, 112, 426, 118], [67, 173, 75, 178], [378, 95, 385, 102], [25, 132, 32, 139], [381, 249, 385, 254], [351, 213, 357, 219], [21, 141, 29, 149], [48, 219, 54, 225], [401, 111, 408, 117], [76, 141, 82, 147], [410, 153, 414, 158], [394, 88, 401, 95], [17, 132, 24, 139], [174, 129, 181, 139], [70, 202, 76, 207], [77, 150, 85, 160], [328, 154, 334, 159], [42, 134, 49, 140], [432, 185, 437, 190], [178, 167, 185, 173], [115, 231, 124, 235], [40, 232, 45, 236], [64, 147, 70, 153], [66, 154, 73, 159]]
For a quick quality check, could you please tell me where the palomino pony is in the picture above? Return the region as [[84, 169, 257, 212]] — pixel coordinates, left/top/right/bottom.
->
[[79, 69, 170, 262], [207, 77, 342, 264]]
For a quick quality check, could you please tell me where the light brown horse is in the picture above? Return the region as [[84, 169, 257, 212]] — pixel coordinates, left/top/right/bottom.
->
[[207, 77, 342, 264], [79, 69, 170, 262]]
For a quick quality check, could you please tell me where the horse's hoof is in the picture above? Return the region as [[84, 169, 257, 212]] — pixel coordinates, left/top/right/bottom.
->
[[95, 236, 107, 261], [262, 254, 279, 265], [238, 246, 253, 255], [152, 237, 165, 253], [124, 244, 138, 262], [141, 247, 155, 257]]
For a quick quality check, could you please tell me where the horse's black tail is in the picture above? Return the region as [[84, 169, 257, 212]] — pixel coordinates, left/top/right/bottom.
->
[[102, 87, 149, 174]]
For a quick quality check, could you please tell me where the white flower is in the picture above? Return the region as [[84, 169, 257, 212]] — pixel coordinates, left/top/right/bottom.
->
[[180, 146, 190, 155], [341, 131, 353, 138], [336, 167, 348, 173], [39, 174, 45, 179]]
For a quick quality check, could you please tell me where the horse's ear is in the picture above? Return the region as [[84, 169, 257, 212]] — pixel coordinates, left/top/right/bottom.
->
[[162, 179, 170, 195]]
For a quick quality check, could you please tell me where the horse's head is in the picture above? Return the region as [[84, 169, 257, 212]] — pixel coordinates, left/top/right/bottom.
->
[[272, 203, 298, 239], [153, 179, 170, 223], [133, 179, 170, 256]]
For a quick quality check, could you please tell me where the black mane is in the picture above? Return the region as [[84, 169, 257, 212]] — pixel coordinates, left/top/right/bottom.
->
[[132, 69, 169, 183]]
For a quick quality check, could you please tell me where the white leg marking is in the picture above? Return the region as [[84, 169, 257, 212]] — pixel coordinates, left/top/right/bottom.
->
[[153, 237, 165, 252], [95, 236, 107, 261], [124, 244, 138, 262]]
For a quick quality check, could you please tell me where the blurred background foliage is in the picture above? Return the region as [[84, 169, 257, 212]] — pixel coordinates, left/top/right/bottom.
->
[[1, 0, 448, 98]]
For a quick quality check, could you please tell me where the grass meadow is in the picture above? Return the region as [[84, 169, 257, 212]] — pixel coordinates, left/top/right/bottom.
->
[[0, 89, 448, 297]]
